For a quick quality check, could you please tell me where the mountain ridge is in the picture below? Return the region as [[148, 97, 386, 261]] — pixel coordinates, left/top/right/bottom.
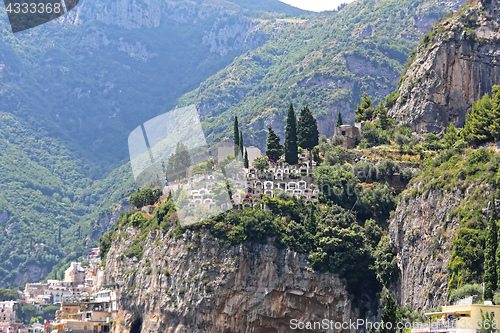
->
[[0, 0, 307, 287], [174, 0, 467, 152]]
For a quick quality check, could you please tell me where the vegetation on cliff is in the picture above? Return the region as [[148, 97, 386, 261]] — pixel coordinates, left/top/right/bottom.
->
[[101, 192, 398, 298]]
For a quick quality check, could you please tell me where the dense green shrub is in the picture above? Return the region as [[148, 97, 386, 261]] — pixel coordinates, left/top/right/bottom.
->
[[423, 133, 443, 151], [324, 147, 351, 166], [130, 188, 162, 209], [314, 165, 361, 209], [361, 122, 390, 147], [449, 283, 482, 303], [354, 161, 377, 181], [0, 287, 19, 301], [357, 183, 397, 223], [376, 159, 401, 178], [400, 167, 420, 181]]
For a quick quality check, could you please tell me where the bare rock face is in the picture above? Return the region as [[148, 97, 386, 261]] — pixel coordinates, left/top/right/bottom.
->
[[389, 182, 492, 310], [60, 0, 270, 58], [389, 0, 500, 134], [100, 228, 358, 332]]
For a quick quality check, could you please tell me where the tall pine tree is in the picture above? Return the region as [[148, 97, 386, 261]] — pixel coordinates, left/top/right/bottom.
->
[[297, 106, 319, 163], [284, 103, 298, 165], [485, 198, 498, 300], [443, 123, 460, 148], [462, 94, 494, 145], [354, 92, 374, 122], [266, 126, 283, 161], [234, 116, 240, 157], [375, 102, 392, 130], [336, 112, 343, 127], [489, 85, 500, 142]]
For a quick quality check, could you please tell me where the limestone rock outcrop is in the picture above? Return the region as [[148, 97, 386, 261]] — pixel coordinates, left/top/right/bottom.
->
[[389, 0, 500, 134], [99, 228, 358, 332], [389, 181, 493, 310]]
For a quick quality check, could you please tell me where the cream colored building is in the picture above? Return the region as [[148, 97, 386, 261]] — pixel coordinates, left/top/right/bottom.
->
[[65, 262, 85, 286], [0, 301, 16, 322], [24, 283, 48, 302], [412, 300, 500, 333]]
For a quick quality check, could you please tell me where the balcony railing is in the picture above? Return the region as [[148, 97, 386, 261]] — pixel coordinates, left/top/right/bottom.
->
[[411, 320, 458, 332]]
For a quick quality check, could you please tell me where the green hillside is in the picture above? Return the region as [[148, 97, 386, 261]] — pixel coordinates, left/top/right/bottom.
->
[[0, 0, 466, 287], [0, 0, 308, 286], [177, 0, 464, 150]]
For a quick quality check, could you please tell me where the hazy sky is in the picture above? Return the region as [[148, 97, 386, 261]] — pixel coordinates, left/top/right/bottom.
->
[[279, 0, 356, 12]]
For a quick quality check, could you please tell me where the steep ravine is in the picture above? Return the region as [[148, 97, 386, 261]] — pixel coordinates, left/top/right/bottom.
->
[[99, 228, 359, 332]]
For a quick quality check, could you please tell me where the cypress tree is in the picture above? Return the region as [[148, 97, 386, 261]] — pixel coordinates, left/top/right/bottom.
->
[[234, 116, 240, 157], [284, 103, 298, 165], [266, 126, 283, 162], [244, 149, 249, 168], [485, 198, 498, 300], [239, 131, 244, 157], [380, 295, 398, 333], [336, 112, 343, 127], [297, 106, 319, 162]]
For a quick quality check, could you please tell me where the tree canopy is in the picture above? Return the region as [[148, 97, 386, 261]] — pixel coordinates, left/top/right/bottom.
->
[[166, 142, 192, 181], [462, 86, 500, 145]]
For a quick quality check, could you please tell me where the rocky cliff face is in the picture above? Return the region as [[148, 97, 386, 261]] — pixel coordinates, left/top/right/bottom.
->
[[388, 0, 500, 134], [389, 180, 492, 310], [60, 0, 280, 57], [99, 227, 358, 332]]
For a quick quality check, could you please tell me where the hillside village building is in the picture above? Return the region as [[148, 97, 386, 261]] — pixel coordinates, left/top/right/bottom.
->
[[0, 322, 22, 332], [51, 289, 117, 333], [335, 123, 362, 149], [179, 152, 319, 210], [64, 262, 85, 286], [0, 301, 16, 322], [411, 297, 500, 333], [24, 255, 100, 306]]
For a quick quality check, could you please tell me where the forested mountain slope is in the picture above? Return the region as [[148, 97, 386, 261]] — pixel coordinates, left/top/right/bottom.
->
[[0, 0, 307, 287], [178, 0, 466, 150]]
